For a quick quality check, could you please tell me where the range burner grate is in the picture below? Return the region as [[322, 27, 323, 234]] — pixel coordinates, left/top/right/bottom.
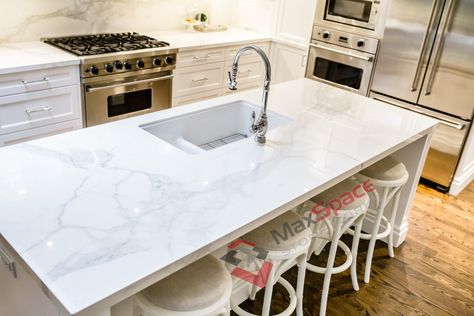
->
[[44, 32, 169, 56]]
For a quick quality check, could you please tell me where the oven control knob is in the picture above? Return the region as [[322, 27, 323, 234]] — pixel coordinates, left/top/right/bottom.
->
[[322, 31, 330, 39], [153, 57, 162, 66], [89, 65, 99, 75], [136, 59, 145, 69], [114, 61, 123, 70], [104, 64, 114, 73], [357, 40, 365, 47], [164, 56, 175, 65], [124, 61, 132, 70]]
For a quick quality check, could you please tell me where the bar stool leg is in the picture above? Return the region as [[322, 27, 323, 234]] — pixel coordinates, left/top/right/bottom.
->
[[364, 188, 389, 284], [296, 254, 307, 316], [351, 215, 364, 291], [261, 264, 276, 316], [320, 217, 342, 316], [388, 189, 401, 258]]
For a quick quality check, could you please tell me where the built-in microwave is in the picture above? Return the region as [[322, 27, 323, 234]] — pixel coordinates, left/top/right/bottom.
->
[[315, 0, 385, 37]]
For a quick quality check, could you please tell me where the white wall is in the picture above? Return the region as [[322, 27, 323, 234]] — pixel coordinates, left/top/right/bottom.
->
[[229, 0, 280, 33], [0, 0, 231, 43]]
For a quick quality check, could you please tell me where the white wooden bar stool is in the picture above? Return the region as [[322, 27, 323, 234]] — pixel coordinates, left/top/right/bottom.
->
[[352, 155, 409, 283], [231, 211, 312, 316], [134, 255, 232, 316], [297, 178, 369, 316]]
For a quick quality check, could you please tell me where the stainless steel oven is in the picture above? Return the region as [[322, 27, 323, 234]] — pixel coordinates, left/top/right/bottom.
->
[[314, 0, 387, 38], [80, 50, 177, 127], [84, 72, 172, 127], [306, 26, 378, 96]]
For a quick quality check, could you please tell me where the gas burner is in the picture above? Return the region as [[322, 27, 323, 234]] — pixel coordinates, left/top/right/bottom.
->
[[43, 32, 170, 56]]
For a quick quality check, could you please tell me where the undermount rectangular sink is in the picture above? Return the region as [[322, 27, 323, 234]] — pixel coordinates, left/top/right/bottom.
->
[[140, 100, 292, 154]]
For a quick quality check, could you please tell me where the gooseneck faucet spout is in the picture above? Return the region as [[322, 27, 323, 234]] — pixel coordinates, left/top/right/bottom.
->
[[228, 46, 271, 144]]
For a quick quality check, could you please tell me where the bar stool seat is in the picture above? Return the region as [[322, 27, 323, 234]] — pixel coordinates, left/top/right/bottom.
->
[[231, 211, 312, 316], [359, 156, 407, 181], [134, 255, 232, 315]]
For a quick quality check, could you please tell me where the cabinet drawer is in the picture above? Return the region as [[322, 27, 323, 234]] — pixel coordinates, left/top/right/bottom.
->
[[0, 119, 82, 147], [176, 47, 226, 67], [173, 63, 224, 97], [226, 42, 271, 62], [0, 65, 79, 97], [0, 85, 81, 135], [173, 89, 223, 107], [224, 60, 265, 87]]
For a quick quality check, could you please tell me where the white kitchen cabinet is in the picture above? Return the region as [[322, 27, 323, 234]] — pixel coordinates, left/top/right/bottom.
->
[[172, 41, 271, 107], [274, 0, 318, 44], [270, 42, 308, 84], [0, 65, 82, 147]]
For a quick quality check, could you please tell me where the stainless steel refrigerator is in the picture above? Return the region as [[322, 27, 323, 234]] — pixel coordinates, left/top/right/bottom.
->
[[370, 0, 474, 191]]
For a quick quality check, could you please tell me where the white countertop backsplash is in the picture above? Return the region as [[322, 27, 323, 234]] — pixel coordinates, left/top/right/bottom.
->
[[0, 78, 437, 315]]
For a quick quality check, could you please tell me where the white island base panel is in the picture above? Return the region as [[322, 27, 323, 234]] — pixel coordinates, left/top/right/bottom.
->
[[0, 79, 437, 316]]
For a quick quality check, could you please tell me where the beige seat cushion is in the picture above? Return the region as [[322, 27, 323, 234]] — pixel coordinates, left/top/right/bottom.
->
[[311, 178, 369, 213], [242, 211, 310, 251], [360, 156, 407, 181], [141, 255, 230, 312]]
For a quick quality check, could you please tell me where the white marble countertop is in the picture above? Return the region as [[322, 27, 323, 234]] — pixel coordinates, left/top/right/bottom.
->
[[0, 41, 79, 75], [0, 79, 438, 315]]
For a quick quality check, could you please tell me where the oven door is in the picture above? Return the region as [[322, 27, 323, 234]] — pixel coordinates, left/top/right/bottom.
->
[[325, 0, 378, 29], [305, 42, 374, 96], [84, 73, 172, 127]]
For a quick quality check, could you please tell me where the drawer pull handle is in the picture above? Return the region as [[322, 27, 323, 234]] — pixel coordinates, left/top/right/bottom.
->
[[193, 54, 212, 60], [25, 106, 52, 114], [192, 77, 209, 83], [21, 77, 49, 85], [0, 247, 17, 279]]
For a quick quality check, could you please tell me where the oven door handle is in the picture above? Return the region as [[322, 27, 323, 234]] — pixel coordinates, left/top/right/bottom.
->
[[310, 43, 374, 62], [85, 75, 173, 93]]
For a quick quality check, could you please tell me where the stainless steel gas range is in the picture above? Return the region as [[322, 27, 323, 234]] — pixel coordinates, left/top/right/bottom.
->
[[44, 32, 178, 127]]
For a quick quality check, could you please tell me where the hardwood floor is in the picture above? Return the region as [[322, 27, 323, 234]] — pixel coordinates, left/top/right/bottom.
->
[[233, 182, 474, 315]]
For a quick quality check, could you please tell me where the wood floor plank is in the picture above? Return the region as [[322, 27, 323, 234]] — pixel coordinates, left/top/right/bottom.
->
[[232, 182, 474, 315]]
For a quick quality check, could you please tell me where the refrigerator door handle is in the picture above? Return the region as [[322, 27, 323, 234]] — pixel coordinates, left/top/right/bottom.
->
[[411, 0, 442, 92], [424, 0, 457, 95], [373, 96, 467, 130]]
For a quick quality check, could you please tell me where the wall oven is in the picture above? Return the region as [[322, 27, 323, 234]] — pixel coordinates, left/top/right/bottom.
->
[[314, 0, 387, 38], [306, 26, 378, 96]]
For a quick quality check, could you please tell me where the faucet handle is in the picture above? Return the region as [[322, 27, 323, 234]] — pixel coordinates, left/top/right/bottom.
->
[[249, 110, 257, 133]]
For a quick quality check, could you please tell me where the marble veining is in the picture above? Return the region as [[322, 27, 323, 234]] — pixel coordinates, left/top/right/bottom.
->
[[0, 0, 229, 43], [0, 79, 438, 314]]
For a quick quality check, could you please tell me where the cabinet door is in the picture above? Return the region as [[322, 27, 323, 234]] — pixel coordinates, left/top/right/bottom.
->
[[275, 0, 318, 44], [271, 43, 308, 84]]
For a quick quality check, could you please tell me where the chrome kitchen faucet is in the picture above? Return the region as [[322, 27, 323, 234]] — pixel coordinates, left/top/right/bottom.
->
[[228, 46, 271, 144]]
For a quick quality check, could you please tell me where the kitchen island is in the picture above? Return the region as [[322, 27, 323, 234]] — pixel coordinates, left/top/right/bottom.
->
[[0, 79, 437, 316]]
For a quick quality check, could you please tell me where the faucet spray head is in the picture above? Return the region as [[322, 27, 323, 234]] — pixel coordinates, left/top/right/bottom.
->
[[227, 67, 238, 90]]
